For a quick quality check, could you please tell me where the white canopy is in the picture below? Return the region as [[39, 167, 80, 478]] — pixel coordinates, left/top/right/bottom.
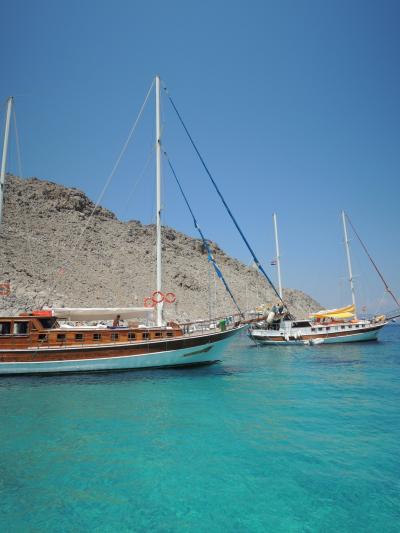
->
[[49, 307, 154, 321]]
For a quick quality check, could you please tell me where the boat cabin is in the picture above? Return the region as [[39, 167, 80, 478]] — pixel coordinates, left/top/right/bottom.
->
[[0, 312, 183, 349]]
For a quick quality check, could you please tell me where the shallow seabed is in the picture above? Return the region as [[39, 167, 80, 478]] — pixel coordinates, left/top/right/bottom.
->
[[1, 326, 399, 532]]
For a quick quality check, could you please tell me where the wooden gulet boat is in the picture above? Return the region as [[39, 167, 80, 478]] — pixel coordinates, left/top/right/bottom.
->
[[0, 80, 245, 374], [0, 309, 243, 374]]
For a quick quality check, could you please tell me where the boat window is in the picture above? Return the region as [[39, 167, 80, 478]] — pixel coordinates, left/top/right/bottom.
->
[[0, 322, 11, 335], [57, 333, 66, 341], [326, 327, 330, 331], [38, 317, 59, 329], [128, 332, 136, 340], [38, 333, 48, 341], [75, 333, 84, 341], [142, 332, 149, 340], [341, 325, 345, 329], [318, 327, 323, 331], [13, 322, 29, 335], [155, 332, 162, 338], [167, 332, 174, 337], [292, 321, 311, 328], [93, 333, 101, 341], [111, 333, 119, 341], [348, 325, 352, 329]]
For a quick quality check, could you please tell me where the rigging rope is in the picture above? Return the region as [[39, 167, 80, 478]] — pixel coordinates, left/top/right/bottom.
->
[[386, 309, 400, 320], [41, 78, 155, 307], [163, 148, 244, 318], [70, 78, 155, 256], [121, 140, 155, 218], [12, 106, 36, 279], [374, 290, 387, 318], [162, 82, 288, 310], [345, 212, 400, 308]]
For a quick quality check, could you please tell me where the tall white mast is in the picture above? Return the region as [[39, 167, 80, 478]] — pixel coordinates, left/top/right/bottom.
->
[[272, 212, 283, 299], [155, 76, 163, 326], [0, 97, 13, 226], [342, 210, 356, 313]]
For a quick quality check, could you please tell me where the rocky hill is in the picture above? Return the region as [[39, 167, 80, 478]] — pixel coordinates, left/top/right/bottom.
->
[[0, 175, 319, 321]]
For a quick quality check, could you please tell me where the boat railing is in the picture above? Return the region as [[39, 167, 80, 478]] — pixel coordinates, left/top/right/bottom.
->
[[178, 310, 266, 336]]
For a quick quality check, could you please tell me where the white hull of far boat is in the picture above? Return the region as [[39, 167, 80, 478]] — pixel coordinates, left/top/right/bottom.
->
[[250, 324, 384, 346], [0, 329, 242, 375]]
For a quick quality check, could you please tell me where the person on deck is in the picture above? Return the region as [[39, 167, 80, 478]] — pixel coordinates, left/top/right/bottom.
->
[[113, 315, 121, 327]]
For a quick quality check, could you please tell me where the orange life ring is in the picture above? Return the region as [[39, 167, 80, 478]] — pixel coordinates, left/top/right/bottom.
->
[[152, 291, 165, 304], [144, 297, 155, 308], [164, 292, 176, 304]]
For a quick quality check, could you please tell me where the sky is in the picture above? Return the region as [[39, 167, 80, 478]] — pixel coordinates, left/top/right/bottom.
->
[[1, 0, 399, 312]]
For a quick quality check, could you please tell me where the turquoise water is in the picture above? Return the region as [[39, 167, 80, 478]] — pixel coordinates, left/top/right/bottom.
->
[[1, 326, 400, 532]]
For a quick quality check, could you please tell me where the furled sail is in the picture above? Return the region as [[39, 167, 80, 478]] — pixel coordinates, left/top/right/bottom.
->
[[48, 307, 153, 321]]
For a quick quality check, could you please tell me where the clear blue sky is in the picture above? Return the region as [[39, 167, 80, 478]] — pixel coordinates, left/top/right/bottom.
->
[[1, 0, 399, 311]]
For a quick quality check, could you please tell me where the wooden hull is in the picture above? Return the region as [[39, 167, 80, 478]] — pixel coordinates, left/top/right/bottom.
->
[[0, 326, 244, 374]]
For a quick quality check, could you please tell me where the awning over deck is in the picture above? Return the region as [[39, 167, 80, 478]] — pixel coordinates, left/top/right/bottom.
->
[[310, 304, 355, 320]]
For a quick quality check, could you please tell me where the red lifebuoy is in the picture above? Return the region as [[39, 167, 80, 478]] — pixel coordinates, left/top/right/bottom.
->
[[144, 297, 155, 308], [152, 291, 165, 304], [164, 292, 176, 304]]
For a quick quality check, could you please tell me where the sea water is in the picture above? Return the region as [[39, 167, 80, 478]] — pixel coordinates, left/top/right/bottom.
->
[[1, 326, 399, 532]]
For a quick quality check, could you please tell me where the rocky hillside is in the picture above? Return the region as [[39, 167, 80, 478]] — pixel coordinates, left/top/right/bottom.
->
[[0, 175, 319, 321]]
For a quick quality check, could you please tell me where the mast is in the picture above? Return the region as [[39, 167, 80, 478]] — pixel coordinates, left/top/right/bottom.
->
[[208, 262, 212, 321], [0, 97, 13, 226], [155, 76, 163, 326], [272, 213, 283, 299], [342, 210, 356, 313]]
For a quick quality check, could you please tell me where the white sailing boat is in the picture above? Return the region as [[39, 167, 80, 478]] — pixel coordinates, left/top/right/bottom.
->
[[250, 211, 387, 346]]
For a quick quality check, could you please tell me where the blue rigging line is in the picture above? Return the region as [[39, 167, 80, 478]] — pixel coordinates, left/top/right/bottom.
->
[[163, 84, 287, 309], [163, 148, 244, 318]]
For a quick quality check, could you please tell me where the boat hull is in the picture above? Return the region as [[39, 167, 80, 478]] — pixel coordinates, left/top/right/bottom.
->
[[0, 326, 243, 375], [250, 323, 385, 346]]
